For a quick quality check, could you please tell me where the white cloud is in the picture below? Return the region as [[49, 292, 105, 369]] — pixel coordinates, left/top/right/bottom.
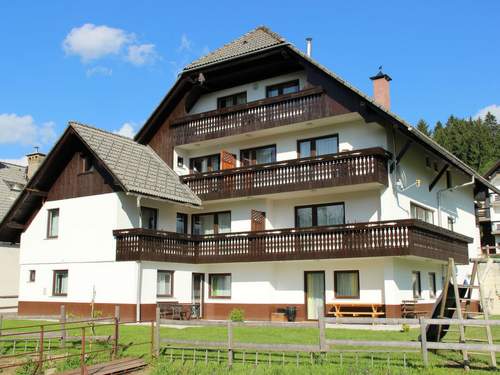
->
[[474, 104, 500, 120], [178, 34, 192, 52], [126, 44, 158, 66], [0, 114, 56, 146], [113, 122, 136, 138], [86, 66, 113, 77], [63, 23, 134, 62], [0, 156, 28, 166]]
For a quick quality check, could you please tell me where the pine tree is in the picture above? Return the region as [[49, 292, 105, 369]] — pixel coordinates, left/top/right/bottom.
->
[[416, 119, 431, 137]]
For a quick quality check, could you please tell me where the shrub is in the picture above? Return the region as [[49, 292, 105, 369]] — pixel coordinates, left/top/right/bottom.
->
[[401, 323, 410, 333], [228, 308, 245, 322]]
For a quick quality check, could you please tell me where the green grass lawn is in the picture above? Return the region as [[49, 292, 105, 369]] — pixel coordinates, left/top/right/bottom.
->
[[1, 318, 499, 374]]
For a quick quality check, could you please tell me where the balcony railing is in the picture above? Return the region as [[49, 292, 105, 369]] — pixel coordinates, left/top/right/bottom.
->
[[181, 148, 390, 200], [171, 87, 331, 145], [113, 219, 471, 264]]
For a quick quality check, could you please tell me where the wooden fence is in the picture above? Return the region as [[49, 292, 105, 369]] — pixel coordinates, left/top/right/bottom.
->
[[154, 307, 500, 369]]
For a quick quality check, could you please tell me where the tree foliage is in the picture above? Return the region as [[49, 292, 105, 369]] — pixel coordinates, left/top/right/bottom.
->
[[414, 112, 499, 174]]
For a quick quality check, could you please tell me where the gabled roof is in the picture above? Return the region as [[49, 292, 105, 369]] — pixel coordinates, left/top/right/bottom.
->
[[484, 160, 500, 181], [0, 162, 27, 222], [185, 26, 286, 71], [70, 122, 201, 205], [137, 25, 500, 195]]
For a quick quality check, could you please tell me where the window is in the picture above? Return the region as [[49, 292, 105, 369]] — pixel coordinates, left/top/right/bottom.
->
[[412, 271, 422, 299], [47, 209, 59, 238], [240, 145, 276, 167], [209, 273, 231, 298], [190, 154, 220, 173], [217, 92, 247, 109], [298, 134, 339, 158], [157, 270, 173, 297], [447, 216, 455, 231], [428, 272, 436, 298], [266, 80, 299, 98], [176, 213, 188, 234], [334, 271, 360, 299], [295, 203, 344, 228], [29, 270, 36, 282], [425, 157, 432, 169], [53, 270, 68, 296], [192, 212, 231, 235], [177, 156, 184, 168], [410, 203, 434, 224], [81, 154, 93, 173], [5, 180, 24, 192], [141, 207, 158, 230]]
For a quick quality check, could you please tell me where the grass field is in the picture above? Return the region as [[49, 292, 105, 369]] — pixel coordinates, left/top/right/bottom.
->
[[1, 318, 499, 374]]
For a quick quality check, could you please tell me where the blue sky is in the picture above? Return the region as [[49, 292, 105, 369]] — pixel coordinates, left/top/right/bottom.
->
[[1, 0, 499, 164]]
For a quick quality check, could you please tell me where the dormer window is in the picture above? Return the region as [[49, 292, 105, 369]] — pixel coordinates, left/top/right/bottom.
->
[[266, 80, 299, 98], [4, 180, 25, 192], [217, 92, 247, 109]]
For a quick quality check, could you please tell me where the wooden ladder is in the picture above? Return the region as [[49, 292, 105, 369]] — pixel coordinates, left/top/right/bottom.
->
[[438, 257, 497, 369]]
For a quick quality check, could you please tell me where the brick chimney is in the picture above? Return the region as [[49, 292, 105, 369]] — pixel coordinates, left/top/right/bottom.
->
[[26, 150, 46, 180], [370, 67, 392, 110]]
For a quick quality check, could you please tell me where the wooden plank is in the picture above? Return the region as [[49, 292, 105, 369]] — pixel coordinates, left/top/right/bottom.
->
[[325, 339, 420, 349], [428, 164, 449, 192]]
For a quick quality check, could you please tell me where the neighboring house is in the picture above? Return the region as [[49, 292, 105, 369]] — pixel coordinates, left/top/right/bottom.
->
[[0, 161, 28, 311], [476, 161, 500, 314], [477, 161, 500, 252], [1, 27, 498, 321]]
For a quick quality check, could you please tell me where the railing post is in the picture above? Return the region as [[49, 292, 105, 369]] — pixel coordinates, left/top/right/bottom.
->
[[0, 314, 3, 337], [113, 316, 119, 360], [318, 306, 327, 352], [227, 320, 234, 368], [155, 307, 161, 358], [419, 317, 429, 367], [114, 305, 121, 323], [60, 305, 66, 348]]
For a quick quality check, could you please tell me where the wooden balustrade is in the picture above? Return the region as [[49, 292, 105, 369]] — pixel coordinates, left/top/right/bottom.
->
[[171, 87, 329, 145], [181, 148, 390, 200], [114, 220, 470, 264]]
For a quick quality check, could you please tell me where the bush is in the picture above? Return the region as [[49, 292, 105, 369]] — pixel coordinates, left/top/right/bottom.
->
[[401, 323, 410, 333], [228, 308, 245, 322]]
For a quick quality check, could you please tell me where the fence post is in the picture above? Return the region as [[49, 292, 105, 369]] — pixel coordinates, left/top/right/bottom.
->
[[81, 327, 87, 375], [38, 325, 44, 372], [155, 307, 161, 358], [318, 306, 327, 352], [0, 314, 3, 337], [113, 316, 119, 360], [114, 305, 121, 322], [227, 320, 233, 368], [419, 317, 429, 367], [60, 305, 66, 348]]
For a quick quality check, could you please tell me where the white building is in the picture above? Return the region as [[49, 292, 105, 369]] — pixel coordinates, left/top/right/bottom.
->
[[1, 27, 498, 321]]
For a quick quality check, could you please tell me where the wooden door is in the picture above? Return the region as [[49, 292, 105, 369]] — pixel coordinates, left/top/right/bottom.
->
[[220, 150, 236, 170], [251, 210, 266, 231]]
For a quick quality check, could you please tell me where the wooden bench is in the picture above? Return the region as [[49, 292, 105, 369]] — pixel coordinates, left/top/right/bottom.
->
[[59, 357, 146, 375], [327, 303, 385, 318], [158, 302, 188, 320], [401, 300, 427, 318]]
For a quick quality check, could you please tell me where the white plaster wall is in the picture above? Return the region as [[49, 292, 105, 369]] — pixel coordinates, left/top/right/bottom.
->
[[0, 243, 19, 309], [19, 261, 138, 304], [189, 72, 308, 115], [174, 119, 387, 176]]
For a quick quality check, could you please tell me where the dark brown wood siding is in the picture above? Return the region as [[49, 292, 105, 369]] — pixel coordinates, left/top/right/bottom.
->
[[46, 152, 113, 201]]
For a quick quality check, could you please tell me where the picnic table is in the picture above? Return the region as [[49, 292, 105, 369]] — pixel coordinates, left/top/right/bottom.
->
[[327, 303, 385, 318]]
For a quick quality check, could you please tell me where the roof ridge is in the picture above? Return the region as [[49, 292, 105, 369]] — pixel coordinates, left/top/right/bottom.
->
[[0, 161, 27, 169], [69, 120, 139, 144], [184, 25, 286, 71]]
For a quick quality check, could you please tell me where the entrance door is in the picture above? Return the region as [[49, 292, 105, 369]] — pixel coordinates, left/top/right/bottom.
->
[[305, 271, 325, 320], [192, 273, 204, 318]]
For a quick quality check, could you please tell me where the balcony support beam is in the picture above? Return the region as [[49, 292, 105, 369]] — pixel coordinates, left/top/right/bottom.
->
[[390, 140, 412, 173], [429, 164, 449, 192]]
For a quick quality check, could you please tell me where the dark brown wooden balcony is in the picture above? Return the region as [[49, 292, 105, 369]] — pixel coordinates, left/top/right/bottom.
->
[[180, 148, 390, 200], [113, 219, 470, 264], [171, 87, 333, 145]]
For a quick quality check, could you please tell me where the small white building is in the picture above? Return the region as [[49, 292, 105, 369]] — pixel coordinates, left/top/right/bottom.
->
[[1, 27, 498, 321], [0, 161, 29, 311]]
